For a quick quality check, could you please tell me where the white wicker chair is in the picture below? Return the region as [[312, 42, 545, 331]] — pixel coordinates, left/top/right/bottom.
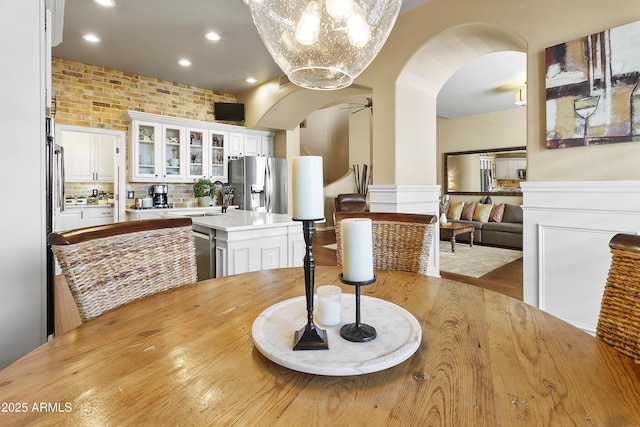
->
[[48, 218, 197, 322]]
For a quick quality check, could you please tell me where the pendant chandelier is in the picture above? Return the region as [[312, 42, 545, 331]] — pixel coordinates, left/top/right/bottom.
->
[[247, 0, 402, 90]]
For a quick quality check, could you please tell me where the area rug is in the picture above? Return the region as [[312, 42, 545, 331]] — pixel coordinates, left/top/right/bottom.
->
[[439, 241, 522, 278]]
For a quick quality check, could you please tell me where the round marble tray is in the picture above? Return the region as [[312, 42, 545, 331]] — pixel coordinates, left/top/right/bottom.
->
[[252, 294, 422, 376]]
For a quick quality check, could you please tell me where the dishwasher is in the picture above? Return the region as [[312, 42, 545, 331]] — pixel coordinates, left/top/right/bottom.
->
[[192, 223, 215, 281]]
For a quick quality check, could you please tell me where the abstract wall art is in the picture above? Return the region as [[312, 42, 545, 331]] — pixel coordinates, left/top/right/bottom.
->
[[545, 20, 640, 149]]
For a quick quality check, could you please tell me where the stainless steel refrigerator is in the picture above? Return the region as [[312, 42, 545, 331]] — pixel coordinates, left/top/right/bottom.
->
[[228, 156, 287, 214]]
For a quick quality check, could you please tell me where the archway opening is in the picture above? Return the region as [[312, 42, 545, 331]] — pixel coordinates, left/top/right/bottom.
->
[[394, 23, 527, 186]]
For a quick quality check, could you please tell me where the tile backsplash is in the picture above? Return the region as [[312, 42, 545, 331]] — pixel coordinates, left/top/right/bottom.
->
[[127, 182, 202, 208], [64, 182, 114, 197], [65, 182, 204, 207]]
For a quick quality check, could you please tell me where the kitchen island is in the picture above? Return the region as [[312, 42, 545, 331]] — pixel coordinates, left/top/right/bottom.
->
[[175, 209, 305, 279]]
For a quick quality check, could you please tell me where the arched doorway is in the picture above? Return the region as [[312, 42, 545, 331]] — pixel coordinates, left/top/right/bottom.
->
[[392, 23, 527, 186], [391, 23, 527, 287]]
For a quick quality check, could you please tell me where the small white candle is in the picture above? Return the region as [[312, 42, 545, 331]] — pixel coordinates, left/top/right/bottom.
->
[[342, 218, 374, 282], [317, 285, 342, 326], [291, 156, 324, 220]]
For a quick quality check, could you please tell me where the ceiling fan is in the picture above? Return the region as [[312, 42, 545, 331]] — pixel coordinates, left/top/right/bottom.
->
[[344, 97, 373, 114]]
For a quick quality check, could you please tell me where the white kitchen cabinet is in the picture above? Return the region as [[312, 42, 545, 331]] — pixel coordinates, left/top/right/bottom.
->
[[244, 132, 273, 157], [186, 128, 228, 182], [161, 125, 186, 182], [186, 127, 207, 180], [495, 158, 526, 180], [244, 133, 260, 156], [55, 208, 84, 232], [61, 131, 114, 182], [130, 120, 161, 181], [126, 210, 165, 221], [207, 131, 228, 181], [495, 158, 508, 179], [55, 206, 114, 231], [261, 135, 274, 157], [228, 132, 245, 157], [129, 120, 187, 182], [86, 206, 115, 226], [126, 111, 273, 181]]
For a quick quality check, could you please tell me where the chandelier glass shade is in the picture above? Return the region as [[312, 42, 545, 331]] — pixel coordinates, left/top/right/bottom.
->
[[247, 0, 402, 90]]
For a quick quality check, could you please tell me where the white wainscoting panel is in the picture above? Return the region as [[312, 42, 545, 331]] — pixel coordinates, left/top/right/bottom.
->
[[290, 234, 306, 268], [538, 225, 618, 333], [522, 181, 640, 333], [261, 247, 282, 270], [232, 247, 251, 275]]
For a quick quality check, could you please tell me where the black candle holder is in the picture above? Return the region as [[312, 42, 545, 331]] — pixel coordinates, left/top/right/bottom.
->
[[292, 219, 329, 351], [339, 273, 377, 342]]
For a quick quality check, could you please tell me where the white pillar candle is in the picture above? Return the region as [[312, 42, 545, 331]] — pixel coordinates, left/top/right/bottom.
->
[[291, 156, 324, 220], [317, 285, 342, 326], [342, 218, 374, 282]]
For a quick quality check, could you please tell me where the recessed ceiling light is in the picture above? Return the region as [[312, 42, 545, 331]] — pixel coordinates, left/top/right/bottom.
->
[[94, 0, 116, 7], [246, 77, 257, 84], [205, 32, 221, 42], [178, 59, 192, 67], [82, 34, 101, 43]]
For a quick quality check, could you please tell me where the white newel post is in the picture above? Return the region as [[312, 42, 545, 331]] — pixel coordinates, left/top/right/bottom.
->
[[367, 185, 441, 277], [521, 181, 640, 334]]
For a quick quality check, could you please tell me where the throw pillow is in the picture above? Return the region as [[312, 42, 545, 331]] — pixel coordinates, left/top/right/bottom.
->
[[447, 201, 464, 220], [460, 202, 476, 221], [502, 204, 523, 223], [473, 203, 493, 222], [489, 203, 505, 222]]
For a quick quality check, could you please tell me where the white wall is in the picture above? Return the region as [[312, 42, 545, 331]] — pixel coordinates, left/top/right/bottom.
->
[[300, 105, 350, 183], [0, 0, 47, 368]]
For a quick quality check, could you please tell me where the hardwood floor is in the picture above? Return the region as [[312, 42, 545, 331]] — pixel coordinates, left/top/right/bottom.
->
[[313, 229, 523, 301]]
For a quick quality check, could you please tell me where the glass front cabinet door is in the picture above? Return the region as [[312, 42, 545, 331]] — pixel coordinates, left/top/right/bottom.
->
[[131, 120, 161, 181], [186, 129, 228, 182], [162, 125, 186, 182], [208, 131, 228, 182], [187, 128, 206, 179]]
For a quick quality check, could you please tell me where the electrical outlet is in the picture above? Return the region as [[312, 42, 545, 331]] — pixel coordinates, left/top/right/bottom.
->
[[127, 191, 135, 199]]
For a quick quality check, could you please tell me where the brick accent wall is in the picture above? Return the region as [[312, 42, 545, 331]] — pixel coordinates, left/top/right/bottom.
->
[[51, 57, 236, 205]]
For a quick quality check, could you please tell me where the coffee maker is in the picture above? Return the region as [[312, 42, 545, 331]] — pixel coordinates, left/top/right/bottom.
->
[[153, 184, 169, 208]]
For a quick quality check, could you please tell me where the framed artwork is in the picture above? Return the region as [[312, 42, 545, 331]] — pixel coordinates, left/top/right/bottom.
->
[[545, 20, 640, 149]]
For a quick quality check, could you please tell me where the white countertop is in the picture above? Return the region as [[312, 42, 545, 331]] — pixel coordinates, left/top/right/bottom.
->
[[66, 204, 115, 208], [182, 209, 299, 232], [125, 206, 228, 214]]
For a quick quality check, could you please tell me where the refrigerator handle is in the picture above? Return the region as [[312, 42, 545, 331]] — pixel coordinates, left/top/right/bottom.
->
[[55, 144, 65, 212], [265, 160, 271, 212]]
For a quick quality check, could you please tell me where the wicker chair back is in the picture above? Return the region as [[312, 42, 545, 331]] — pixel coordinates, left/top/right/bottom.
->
[[49, 218, 198, 322], [334, 212, 437, 275], [596, 233, 640, 364]]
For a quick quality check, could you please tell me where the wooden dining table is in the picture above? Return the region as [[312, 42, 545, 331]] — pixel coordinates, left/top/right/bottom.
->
[[1, 266, 640, 425]]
